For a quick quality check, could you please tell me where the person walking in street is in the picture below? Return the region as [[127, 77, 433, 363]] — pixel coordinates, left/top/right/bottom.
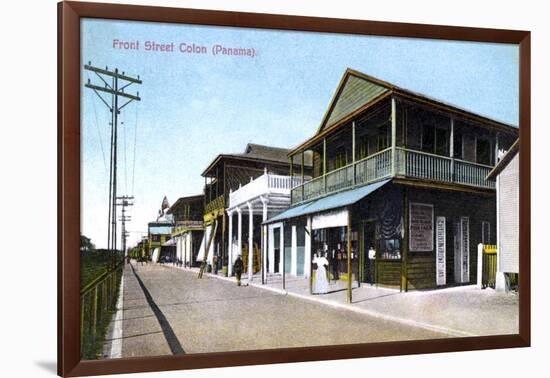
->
[[233, 254, 244, 286]]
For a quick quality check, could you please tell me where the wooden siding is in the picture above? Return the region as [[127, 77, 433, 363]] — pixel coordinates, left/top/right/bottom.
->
[[375, 260, 401, 287], [323, 74, 389, 130], [406, 255, 436, 290], [498, 153, 519, 273]]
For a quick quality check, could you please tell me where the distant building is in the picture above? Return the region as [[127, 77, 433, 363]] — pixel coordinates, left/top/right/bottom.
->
[[487, 139, 519, 291], [148, 196, 174, 262], [167, 194, 204, 267]]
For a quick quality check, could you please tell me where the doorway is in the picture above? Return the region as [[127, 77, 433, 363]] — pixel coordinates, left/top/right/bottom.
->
[[273, 227, 280, 273], [361, 220, 377, 284]]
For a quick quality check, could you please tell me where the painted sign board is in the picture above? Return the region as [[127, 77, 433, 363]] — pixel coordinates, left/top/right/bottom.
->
[[436, 216, 446, 286], [461, 216, 470, 283], [409, 202, 434, 252]]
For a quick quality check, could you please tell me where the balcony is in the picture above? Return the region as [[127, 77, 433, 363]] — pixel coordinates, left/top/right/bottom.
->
[[229, 172, 304, 208], [205, 194, 225, 214], [291, 147, 495, 204]]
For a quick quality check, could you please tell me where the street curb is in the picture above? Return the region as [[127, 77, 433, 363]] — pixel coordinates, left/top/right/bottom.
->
[[109, 273, 124, 359], [163, 264, 476, 338]]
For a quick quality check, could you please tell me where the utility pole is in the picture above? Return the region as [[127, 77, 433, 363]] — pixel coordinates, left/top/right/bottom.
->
[[84, 63, 141, 264], [117, 195, 134, 263]]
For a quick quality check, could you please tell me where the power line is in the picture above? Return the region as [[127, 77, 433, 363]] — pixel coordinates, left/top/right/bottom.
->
[[84, 63, 142, 266]]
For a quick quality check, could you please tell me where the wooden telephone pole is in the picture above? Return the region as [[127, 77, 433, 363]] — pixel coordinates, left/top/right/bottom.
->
[[84, 63, 141, 262], [117, 195, 134, 262]]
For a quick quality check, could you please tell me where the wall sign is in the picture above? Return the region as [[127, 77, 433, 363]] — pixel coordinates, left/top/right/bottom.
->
[[436, 216, 446, 286], [460, 216, 470, 283], [409, 202, 434, 252]]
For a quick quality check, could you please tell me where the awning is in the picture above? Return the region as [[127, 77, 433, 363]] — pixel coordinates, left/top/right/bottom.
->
[[265, 179, 391, 224]]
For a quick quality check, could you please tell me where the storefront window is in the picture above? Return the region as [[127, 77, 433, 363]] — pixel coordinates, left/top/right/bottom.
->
[[378, 238, 401, 260]]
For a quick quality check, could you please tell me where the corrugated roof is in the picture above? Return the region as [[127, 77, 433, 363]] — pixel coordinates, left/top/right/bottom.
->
[[265, 179, 391, 223], [202, 143, 312, 176], [166, 194, 204, 214]]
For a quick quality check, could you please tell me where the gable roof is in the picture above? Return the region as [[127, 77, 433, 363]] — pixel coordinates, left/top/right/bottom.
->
[[486, 138, 519, 180], [202, 143, 311, 177], [166, 194, 204, 215], [318, 72, 390, 133]]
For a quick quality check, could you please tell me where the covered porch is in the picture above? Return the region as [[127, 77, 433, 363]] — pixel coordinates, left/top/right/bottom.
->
[[226, 169, 303, 280]]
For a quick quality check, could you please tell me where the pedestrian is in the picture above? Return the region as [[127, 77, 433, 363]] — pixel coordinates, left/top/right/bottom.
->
[[213, 255, 219, 275], [312, 253, 329, 294], [233, 254, 244, 286]]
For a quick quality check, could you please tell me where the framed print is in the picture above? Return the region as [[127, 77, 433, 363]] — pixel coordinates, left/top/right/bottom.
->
[[58, 1, 531, 376]]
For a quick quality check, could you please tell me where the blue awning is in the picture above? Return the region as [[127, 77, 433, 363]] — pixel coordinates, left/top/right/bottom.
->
[[265, 179, 391, 224]]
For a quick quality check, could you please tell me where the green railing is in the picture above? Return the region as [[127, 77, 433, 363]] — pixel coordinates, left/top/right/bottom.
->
[[205, 194, 225, 214], [291, 147, 495, 204], [481, 245, 497, 289], [80, 259, 124, 359]]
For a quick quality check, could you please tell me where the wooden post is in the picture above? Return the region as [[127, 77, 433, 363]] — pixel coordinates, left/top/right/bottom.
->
[[229, 210, 233, 277], [352, 121, 356, 185], [282, 223, 286, 290], [323, 138, 327, 192], [391, 97, 397, 176], [221, 212, 226, 274], [301, 150, 305, 200], [92, 286, 98, 340], [347, 209, 352, 303], [80, 296, 85, 349], [401, 187, 409, 292], [450, 117, 455, 182]]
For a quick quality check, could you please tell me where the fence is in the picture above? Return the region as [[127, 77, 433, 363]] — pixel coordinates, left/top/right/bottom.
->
[[480, 244, 497, 289], [80, 260, 124, 359]]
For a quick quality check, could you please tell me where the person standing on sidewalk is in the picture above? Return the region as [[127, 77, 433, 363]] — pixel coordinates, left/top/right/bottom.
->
[[233, 255, 244, 286]]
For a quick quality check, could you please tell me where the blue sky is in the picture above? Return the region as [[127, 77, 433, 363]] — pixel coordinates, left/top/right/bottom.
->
[[80, 18, 518, 249]]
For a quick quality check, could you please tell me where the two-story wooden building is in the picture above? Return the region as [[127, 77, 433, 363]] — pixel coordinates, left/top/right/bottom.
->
[[200, 143, 306, 275], [167, 194, 205, 267], [266, 68, 518, 296]]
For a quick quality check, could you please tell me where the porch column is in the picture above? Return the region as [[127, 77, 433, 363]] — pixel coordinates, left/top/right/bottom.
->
[[323, 138, 327, 192], [346, 209, 352, 303], [352, 121, 356, 185], [450, 117, 455, 182], [280, 224, 285, 278], [268, 225, 275, 273], [247, 201, 254, 281], [227, 210, 234, 276], [261, 197, 269, 284], [391, 97, 397, 176], [237, 207, 242, 265], [291, 225, 297, 276], [304, 216, 312, 278], [186, 233, 192, 266]]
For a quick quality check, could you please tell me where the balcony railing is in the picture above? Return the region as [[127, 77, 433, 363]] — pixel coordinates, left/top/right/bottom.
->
[[291, 147, 495, 204], [205, 194, 225, 214], [229, 172, 305, 207]]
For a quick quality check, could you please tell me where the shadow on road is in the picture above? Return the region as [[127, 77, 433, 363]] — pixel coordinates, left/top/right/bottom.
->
[[130, 264, 185, 355]]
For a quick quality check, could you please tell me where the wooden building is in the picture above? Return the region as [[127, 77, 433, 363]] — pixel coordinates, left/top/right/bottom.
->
[[167, 194, 205, 267], [486, 139, 519, 291], [200, 143, 306, 274], [148, 196, 174, 262], [267, 68, 518, 294]]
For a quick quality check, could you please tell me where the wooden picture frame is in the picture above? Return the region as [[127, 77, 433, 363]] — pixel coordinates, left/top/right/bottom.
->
[[58, 1, 530, 376]]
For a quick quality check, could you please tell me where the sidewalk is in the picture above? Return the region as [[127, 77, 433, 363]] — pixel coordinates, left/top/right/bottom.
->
[[162, 263, 519, 338]]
